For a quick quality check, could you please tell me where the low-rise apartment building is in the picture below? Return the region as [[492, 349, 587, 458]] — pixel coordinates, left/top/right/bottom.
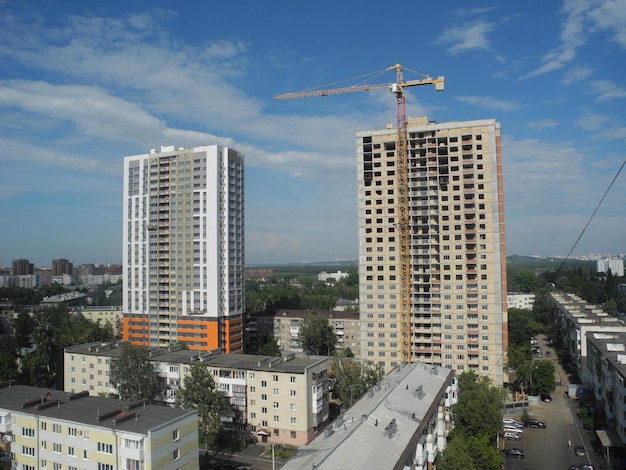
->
[[281, 362, 457, 470], [64, 342, 330, 446], [251, 310, 360, 356], [507, 292, 535, 310], [0, 383, 198, 470], [552, 291, 626, 384], [585, 331, 626, 452]]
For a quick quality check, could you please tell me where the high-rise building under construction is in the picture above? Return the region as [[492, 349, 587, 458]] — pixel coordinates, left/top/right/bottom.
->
[[357, 117, 507, 384], [122, 144, 245, 353]]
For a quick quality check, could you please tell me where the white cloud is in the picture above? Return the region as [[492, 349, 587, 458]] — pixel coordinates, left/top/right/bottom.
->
[[525, 120, 559, 130], [587, 0, 626, 49], [435, 21, 496, 55], [455, 96, 522, 112], [590, 80, 626, 101], [574, 108, 610, 130]]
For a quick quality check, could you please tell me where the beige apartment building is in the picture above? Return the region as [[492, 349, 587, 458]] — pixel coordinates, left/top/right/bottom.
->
[[357, 117, 508, 384], [64, 342, 329, 446], [0, 383, 198, 470]]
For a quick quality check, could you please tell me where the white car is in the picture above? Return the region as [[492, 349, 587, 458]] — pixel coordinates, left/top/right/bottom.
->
[[504, 426, 524, 435], [503, 432, 521, 440], [503, 418, 523, 427]]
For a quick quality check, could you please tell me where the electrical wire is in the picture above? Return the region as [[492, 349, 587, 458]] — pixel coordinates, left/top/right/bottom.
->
[[554, 159, 626, 278]]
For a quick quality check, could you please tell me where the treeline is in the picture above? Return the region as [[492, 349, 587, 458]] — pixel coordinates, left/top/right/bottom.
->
[[0, 305, 114, 387], [246, 270, 358, 315]]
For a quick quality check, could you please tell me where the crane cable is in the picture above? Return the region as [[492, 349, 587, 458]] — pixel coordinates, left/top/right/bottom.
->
[[554, 158, 626, 278]]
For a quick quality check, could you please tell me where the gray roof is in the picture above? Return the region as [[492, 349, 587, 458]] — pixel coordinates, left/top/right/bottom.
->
[[0, 384, 196, 435], [586, 331, 626, 378], [281, 363, 454, 470], [65, 342, 327, 374]]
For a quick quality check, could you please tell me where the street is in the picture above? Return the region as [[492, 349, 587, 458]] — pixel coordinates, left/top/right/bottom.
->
[[503, 334, 604, 470]]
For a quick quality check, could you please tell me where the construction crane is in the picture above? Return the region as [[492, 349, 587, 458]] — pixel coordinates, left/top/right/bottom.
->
[[275, 64, 444, 364]]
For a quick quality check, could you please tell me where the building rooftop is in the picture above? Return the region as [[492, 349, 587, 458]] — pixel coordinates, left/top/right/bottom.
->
[[0, 383, 196, 434], [587, 331, 626, 377], [65, 342, 328, 374], [281, 362, 454, 470]]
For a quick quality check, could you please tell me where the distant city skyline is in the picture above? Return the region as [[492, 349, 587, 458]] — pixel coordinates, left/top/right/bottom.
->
[[1, 1, 625, 266]]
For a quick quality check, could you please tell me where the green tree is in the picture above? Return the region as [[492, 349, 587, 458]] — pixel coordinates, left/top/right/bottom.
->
[[175, 363, 232, 438], [451, 372, 505, 442], [298, 313, 336, 356], [329, 350, 384, 407], [439, 434, 503, 470], [109, 344, 161, 401], [14, 311, 34, 347], [0, 334, 18, 381], [258, 337, 281, 356], [517, 359, 555, 396]]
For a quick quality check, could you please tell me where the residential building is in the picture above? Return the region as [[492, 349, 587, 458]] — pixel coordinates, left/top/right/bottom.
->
[[64, 342, 330, 446], [12, 259, 34, 275], [552, 291, 626, 384], [72, 306, 123, 334], [281, 362, 457, 470], [269, 310, 360, 356], [123, 144, 245, 353], [0, 383, 198, 470], [318, 271, 350, 282], [507, 293, 535, 310], [597, 258, 625, 277], [52, 258, 74, 276], [585, 331, 626, 453], [357, 117, 507, 384]]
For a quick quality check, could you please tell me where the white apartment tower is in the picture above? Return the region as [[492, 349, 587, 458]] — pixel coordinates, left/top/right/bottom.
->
[[123, 145, 245, 353], [357, 117, 508, 384]]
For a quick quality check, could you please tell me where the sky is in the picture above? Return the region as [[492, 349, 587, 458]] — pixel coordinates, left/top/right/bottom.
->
[[1, 0, 625, 267]]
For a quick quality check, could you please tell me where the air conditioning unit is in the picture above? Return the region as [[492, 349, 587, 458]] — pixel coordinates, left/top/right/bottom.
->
[[77, 430, 83, 436]]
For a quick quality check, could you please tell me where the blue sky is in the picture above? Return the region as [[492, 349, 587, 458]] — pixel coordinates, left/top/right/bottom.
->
[[1, 0, 625, 267]]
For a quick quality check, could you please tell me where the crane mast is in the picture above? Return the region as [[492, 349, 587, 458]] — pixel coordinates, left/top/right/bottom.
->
[[275, 64, 444, 364]]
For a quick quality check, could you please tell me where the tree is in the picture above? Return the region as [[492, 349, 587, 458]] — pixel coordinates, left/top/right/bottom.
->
[[14, 311, 34, 347], [329, 350, 384, 407], [258, 337, 281, 356], [298, 313, 336, 356], [109, 344, 161, 401], [451, 371, 505, 442], [175, 363, 232, 438], [517, 359, 555, 396], [439, 434, 503, 470], [0, 334, 18, 381]]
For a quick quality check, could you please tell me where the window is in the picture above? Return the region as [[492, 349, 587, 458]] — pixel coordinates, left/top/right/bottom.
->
[[290, 390, 296, 397], [98, 442, 113, 454], [272, 388, 279, 396], [68, 446, 75, 457], [261, 380, 267, 387], [41, 421, 47, 431], [290, 403, 297, 411], [22, 446, 35, 456], [273, 415, 279, 423], [173, 429, 179, 441], [290, 417, 297, 424], [22, 428, 35, 438], [53, 443, 62, 453], [290, 376, 296, 383], [273, 402, 279, 409], [53, 423, 62, 433], [273, 375, 279, 382], [53, 464, 62, 470], [173, 449, 180, 461], [98, 465, 114, 470], [68, 427, 77, 437]]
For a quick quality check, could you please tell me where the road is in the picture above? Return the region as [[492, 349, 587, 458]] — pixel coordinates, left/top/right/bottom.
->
[[503, 334, 603, 470]]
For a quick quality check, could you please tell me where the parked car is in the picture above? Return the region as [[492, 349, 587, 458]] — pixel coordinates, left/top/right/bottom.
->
[[504, 426, 524, 435], [569, 465, 594, 470], [545, 351, 552, 357], [574, 445, 586, 456], [524, 418, 546, 428], [501, 448, 525, 459], [503, 432, 521, 440], [503, 418, 523, 427], [541, 394, 552, 402]]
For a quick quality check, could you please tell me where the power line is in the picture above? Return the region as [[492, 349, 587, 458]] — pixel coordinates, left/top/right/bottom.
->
[[554, 159, 626, 278]]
